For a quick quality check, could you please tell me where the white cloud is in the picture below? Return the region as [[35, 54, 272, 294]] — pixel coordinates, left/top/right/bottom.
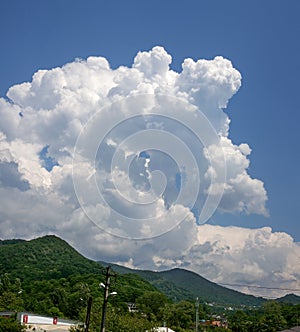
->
[[192, 225, 300, 298], [0, 46, 293, 297], [59, 214, 300, 298], [205, 136, 268, 216], [134, 46, 169, 72]]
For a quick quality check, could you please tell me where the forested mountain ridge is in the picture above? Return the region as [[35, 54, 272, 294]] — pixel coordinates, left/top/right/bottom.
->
[[1, 235, 300, 332], [0, 235, 161, 331], [100, 262, 265, 306], [102, 262, 300, 305], [1, 235, 299, 307], [0, 235, 103, 280], [0, 234, 263, 306]]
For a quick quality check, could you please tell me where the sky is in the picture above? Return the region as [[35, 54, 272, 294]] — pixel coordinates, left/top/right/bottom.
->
[[0, 0, 299, 298]]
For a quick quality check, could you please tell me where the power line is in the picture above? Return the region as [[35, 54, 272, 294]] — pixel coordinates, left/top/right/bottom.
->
[[219, 283, 300, 292]]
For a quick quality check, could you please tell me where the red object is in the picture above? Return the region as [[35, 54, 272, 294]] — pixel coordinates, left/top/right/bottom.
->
[[53, 317, 58, 324], [23, 315, 28, 323]]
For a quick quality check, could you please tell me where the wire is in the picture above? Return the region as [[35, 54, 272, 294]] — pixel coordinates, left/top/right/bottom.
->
[[218, 283, 300, 292]]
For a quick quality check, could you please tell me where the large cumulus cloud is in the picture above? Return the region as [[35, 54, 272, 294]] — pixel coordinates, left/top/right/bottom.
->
[[0, 46, 297, 297]]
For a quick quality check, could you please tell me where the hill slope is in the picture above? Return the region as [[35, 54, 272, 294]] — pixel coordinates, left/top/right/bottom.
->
[[0, 235, 276, 306], [0, 235, 103, 280], [277, 294, 300, 305], [101, 262, 265, 306]]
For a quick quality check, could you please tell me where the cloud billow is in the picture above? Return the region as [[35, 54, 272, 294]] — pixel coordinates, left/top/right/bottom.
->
[[0, 46, 298, 297]]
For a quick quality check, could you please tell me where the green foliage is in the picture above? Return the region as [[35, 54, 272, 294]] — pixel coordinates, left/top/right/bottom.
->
[[229, 310, 253, 332], [280, 303, 300, 327], [69, 325, 85, 332], [0, 274, 24, 311], [0, 317, 26, 332], [136, 290, 170, 320], [114, 273, 158, 304], [0, 235, 103, 281], [1, 236, 300, 332], [277, 294, 300, 305], [158, 300, 197, 331], [0, 239, 26, 246], [227, 300, 300, 332], [109, 264, 266, 306], [105, 308, 155, 332], [258, 301, 287, 332]]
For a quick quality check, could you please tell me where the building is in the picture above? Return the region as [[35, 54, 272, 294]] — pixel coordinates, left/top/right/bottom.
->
[[0, 311, 16, 318], [127, 302, 138, 312], [17, 312, 81, 332], [200, 319, 228, 329]]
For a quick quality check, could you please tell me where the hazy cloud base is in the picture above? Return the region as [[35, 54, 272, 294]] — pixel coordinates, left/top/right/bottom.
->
[[0, 46, 299, 298]]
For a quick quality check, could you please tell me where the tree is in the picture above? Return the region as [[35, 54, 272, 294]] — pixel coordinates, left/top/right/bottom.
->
[[136, 291, 169, 320], [0, 274, 24, 311], [258, 301, 287, 332], [229, 310, 252, 332], [105, 308, 155, 332], [281, 303, 300, 327], [0, 317, 26, 332], [158, 300, 195, 331]]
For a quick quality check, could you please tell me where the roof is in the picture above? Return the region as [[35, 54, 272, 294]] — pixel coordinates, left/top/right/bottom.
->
[[26, 325, 72, 332], [0, 311, 16, 317], [278, 327, 300, 332]]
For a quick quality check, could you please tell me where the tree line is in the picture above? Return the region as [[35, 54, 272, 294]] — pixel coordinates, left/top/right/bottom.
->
[[0, 273, 299, 332]]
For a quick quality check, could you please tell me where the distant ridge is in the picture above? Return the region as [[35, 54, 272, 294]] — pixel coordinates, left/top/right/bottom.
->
[[277, 294, 300, 305], [1, 235, 299, 306], [0, 239, 26, 245], [100, 262, 300, 305], [100, 262, 265, 306]]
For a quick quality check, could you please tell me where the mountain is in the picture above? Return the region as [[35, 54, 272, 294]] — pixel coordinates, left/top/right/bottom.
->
[[101, 262, 265, 306], [0, 235, 103, 280], [1, 235, 265, 306], [0, 239, 26, 245], [277, 294, 300, 305]]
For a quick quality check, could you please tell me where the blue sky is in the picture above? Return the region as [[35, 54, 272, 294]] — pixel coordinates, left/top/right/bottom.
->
[[0, 0, 299, 296]]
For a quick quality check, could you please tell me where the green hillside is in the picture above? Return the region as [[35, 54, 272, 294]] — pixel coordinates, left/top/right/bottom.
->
[[0, 235, 103, 280], [1, 235, 262, 307], [277, 294, 300, 305], [159, 268, 264, 305], [102, 263, 265, 306], [1, 235, 300, 332], [0, 235, 162, 331]]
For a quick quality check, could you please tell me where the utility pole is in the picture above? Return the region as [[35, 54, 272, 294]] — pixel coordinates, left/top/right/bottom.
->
[[84, 296, 92, 332], [100, 266, 116, 332], [195, 297, 199, 332]]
